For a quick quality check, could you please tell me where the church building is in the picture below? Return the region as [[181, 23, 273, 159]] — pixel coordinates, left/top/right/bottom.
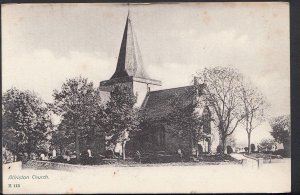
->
[[99, 13, 214, 156]]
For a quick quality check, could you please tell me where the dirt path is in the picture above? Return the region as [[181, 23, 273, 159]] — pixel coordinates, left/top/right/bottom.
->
[[3, 159, 290, 194]]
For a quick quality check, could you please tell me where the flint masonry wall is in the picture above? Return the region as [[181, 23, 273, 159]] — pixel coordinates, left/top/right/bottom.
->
[[165, 124, 193, 155], [23, 160, 96, 171]]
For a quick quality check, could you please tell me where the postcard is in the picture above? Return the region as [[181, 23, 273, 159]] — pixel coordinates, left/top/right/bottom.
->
[[2, 2, 290, 193]]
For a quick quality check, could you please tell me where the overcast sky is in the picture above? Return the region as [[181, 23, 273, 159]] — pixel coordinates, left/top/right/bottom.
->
[[2, 2, 289, 145]]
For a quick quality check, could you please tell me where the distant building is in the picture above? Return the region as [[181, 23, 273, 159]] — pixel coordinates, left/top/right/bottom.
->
[[98, 13, 214, 156]]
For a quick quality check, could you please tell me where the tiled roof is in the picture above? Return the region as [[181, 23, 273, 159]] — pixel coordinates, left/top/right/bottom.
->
[[142, 85, 203, 120]]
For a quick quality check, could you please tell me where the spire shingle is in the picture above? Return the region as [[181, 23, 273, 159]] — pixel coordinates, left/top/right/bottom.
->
[[111, 14, 150, 79]]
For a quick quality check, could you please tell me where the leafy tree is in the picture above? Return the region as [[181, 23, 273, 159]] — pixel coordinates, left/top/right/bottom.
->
[[104, 85, 141, 160], [52, 77, 105, 162], [259, 139, 275, 151], [240, 80, 267, 154], [2, 88, 53, 157], [270, 115, 291, 156], [195, 67, 245, 153], [51, 126, 71, 155], [2, 147, 15, 164]]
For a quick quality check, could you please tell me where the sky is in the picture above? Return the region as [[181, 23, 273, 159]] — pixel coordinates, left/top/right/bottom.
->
[[2, 2, 290, 145]]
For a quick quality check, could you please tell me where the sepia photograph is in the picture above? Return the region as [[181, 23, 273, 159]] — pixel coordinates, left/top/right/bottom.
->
[[2, 2, 291, 193]]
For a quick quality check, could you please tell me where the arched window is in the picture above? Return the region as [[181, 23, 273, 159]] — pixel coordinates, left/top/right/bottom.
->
[[155, 125, 166, 149]]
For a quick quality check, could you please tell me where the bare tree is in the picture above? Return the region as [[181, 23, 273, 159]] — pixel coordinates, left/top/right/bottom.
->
[[240, 80, 267, 154], [195, 67, 245, 153], [227, 135, 237, 148]]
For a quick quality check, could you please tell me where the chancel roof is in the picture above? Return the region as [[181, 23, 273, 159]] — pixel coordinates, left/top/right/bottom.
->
[[142, 85, 204, 120]]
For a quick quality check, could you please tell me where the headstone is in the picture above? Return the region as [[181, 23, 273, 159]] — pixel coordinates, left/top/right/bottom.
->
[[40, 153, 45, 160], [52, 149, 56, 158], [192, 148, 197, 155], [115, 142, 123, 155], [87, 149, 92, 157]]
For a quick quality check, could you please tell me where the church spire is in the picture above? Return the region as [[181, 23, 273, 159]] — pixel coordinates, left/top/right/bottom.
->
[[100, 10, 161, 92], [110, 12, 150, 80]]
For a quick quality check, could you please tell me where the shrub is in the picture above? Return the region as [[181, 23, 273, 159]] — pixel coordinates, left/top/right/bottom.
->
[[262, 150, 272, 154], [257, 145, 261, 153], [2, 148, 14, 164], [244, 147, 249, 153], [216, 145, 223, 154], [104, 150, 115, 158], [251, 144, 256, 153], [272, 149, 286, 157], [50, 155, 65, 163], [227, 146, 233, 154]]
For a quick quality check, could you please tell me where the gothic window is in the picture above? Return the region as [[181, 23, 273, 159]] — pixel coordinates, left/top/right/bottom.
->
[[155, 126, 166, 149]]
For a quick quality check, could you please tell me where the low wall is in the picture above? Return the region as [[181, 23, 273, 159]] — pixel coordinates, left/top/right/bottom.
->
[[23, 160, 96, 171], [22, 159, 242, 170], [243, 154, 264, 168], [243, 154, 259, 160], [243, 154, 285, 164], [3, 161, 22, 171]]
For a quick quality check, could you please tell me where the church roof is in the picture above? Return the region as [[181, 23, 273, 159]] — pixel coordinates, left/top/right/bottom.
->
[[142, 85, 204, 120], [110, 13, 150, 80]]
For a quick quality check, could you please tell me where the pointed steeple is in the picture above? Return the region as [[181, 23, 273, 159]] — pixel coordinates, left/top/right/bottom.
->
[[100, 11, 161, 93], [110, 12, 150, 80]]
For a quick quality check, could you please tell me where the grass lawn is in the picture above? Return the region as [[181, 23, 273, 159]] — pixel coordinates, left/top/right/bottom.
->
[[92, 154, 241, 166], [199, 154, 239, 162], [45, 153, 240, 167]]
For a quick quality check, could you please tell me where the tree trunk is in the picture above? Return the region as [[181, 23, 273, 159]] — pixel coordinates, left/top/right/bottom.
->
[[122, 141, 126, 160], [208, 138, 212, 154], [75, 131, 80, 162], [59, 144, 63, 156], [247, 133, 251, 154], [221, 136, 226, 154], [218, 128, 226, 154]]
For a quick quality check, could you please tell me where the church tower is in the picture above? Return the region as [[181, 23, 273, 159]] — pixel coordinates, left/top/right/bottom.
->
[[100, 12, 161, 107]]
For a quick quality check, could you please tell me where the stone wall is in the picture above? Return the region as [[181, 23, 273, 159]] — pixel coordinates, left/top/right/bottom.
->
[[137, 123, 193, 155], [165, 124, 192, 154], [22, 160, 94, 171]]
